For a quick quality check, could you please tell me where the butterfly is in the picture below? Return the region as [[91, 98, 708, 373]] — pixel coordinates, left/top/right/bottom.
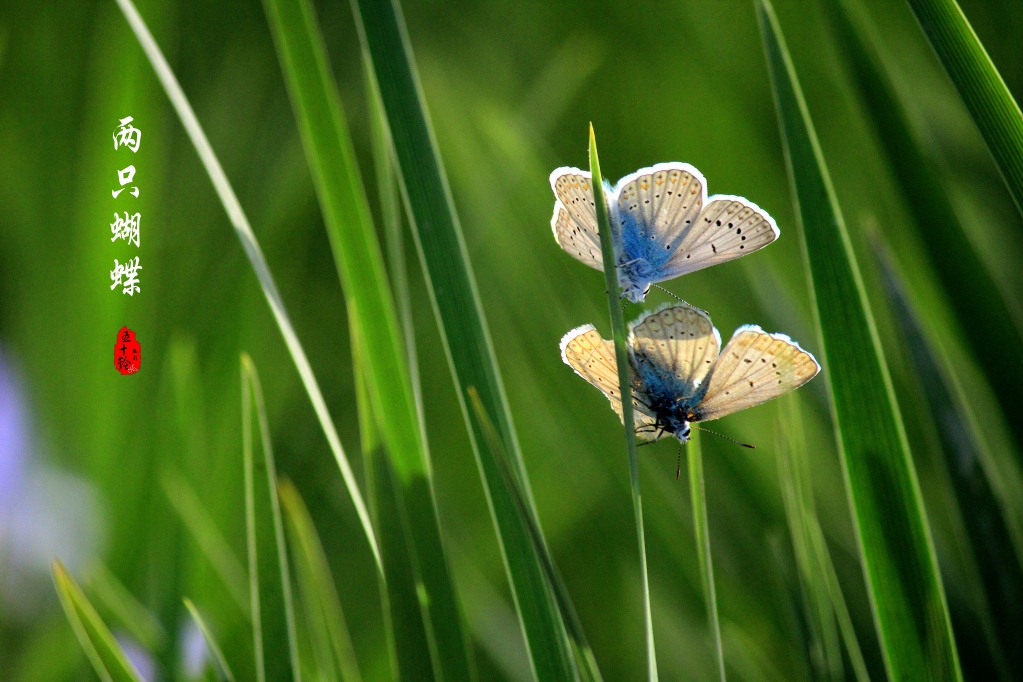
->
[[550, 163, 780, 303], [560, 303, 819, 443]]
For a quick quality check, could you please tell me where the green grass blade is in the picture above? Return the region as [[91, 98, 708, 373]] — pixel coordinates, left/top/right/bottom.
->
[[874, 240, 1019, 676], [757, 1, 963, 679], [588, 125, 658, 682], [279, 480, 365, 682], [51, 560, 144, 682], [183, 598, 237, 682], [242, 355, 302, 682], [776, 398, 868, 682], [467, 388, 603, 682], [687, 430, 725, 681], [830, 0, 1023, 446], [86, 565, 165, 653], [352, 0, 580, 677], [905, 0, 1023, 218], [112, 0, 379, 568], [161, 469, 250, 617], [259, 0, 474, 675]]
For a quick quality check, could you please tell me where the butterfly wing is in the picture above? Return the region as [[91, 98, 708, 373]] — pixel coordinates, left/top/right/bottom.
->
[[560, 324, 664, 439], [656, 195, 779, 281], [628, 303, 721, 406], [693, 325, 819, 422], [550, 168, 604, 270], [614, 163, 706, 261]]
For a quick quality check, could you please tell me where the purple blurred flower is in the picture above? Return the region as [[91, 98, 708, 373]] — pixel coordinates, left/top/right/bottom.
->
[[116, 633, 157, 682], [0, 350, 28, 512]]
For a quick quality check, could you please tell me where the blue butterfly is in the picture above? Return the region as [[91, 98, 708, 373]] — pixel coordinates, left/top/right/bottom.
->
[[561, 303, 819, 443], [550, 163, 780, 303]]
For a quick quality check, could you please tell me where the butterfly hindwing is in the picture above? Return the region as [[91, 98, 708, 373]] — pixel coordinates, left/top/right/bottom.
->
[[628, 303, 720, 404], [659, 195, 779, 280], [694, 326, 819, 422], [550, 168, 604, 269], [560, 325, 663, 438]]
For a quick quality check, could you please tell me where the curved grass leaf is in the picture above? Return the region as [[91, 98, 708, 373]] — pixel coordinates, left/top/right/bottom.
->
[[86, 564, 165, 653], [352, 0, 580, 677], [242, 355, 301, 682], [51, 559, 144, 682], [589, 126, 657, 682], [686, 430, 724, 681], [757, 1, 963, 679], [874, 239, 1020, 677], [279, 480, 364, 682], [183, 598, 237, 682], [830, 0, 1023, 449], [259, 0, 474, 676], [112, 0, 379, 568], [905, 0, 1023, 218]]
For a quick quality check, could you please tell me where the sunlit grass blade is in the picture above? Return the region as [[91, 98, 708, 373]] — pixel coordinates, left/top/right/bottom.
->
[[904, 0, 1023, 218], [757, 1, 963, 679], [112, 0, 379, 568], [874, 239, 1019, 676], [686, 431, 724, 681], [468, 387, 603, 682], [161, 468, 250, 617], [86, 564, 165, 653], [242, 355, 301, 682], [183, 598, 237, 682], [352, 0, 580, 677], [831, 0, 1023, 445], [279, 479, 364, 682], [51, 559, 144, 682], [259, 0, 474, 675], [588, 125, 657, 682]]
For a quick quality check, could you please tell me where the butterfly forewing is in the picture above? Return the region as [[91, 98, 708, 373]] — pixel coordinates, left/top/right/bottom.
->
[[560, 325, 662, 437], [628, 303, 720, 402], [694, 326, 819, 422], [615, 163, 705, 252], [659, 195, 779, 280], [550, 168, 604, 267]]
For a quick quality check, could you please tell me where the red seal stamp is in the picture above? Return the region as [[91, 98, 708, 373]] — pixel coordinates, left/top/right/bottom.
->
[[114, 327, 141, 375]]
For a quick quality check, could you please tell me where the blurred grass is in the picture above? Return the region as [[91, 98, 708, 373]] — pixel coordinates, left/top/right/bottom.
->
[[51, 560, 143, 682], [183, 598, 237, 682], [3, 0, 1023, 679], [242, 356, 300, 682], [758, 0, 961, 678]]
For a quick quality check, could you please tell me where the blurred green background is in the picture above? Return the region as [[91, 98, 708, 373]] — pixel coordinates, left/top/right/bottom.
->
[[1, 0, 1022, 679]]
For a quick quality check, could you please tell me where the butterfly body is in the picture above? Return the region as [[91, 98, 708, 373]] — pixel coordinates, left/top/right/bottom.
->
[[561, 303, 819, 443], [551, 164, 780, 302]]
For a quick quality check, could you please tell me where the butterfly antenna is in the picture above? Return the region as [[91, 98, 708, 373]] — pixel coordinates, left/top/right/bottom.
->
[[675, 444, 682, 480], [650, 285, 706, 313], [692, 424, 756, 449]]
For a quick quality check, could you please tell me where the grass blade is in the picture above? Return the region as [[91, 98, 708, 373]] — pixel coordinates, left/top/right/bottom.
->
[[161, 468, 250, 618], [183, 598, 237, 682], [830, 0, 1023, 447], [776, 398, 869, 682], [588, 125, 657, 682], [687, 430, 725, 681], [86, 565, 166, 654], [242, 355, 301, 682], [279, 480, 364, 682], [259, 0, 475, 676], [112, 0, 379, 568], [874, 239, 1020, 676], [467, 387, 603, 682], [757, 1, 963, 679], [905, 0, 1023, 218], [51, 559, 144, 682], [352, 0, 580, 677]]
